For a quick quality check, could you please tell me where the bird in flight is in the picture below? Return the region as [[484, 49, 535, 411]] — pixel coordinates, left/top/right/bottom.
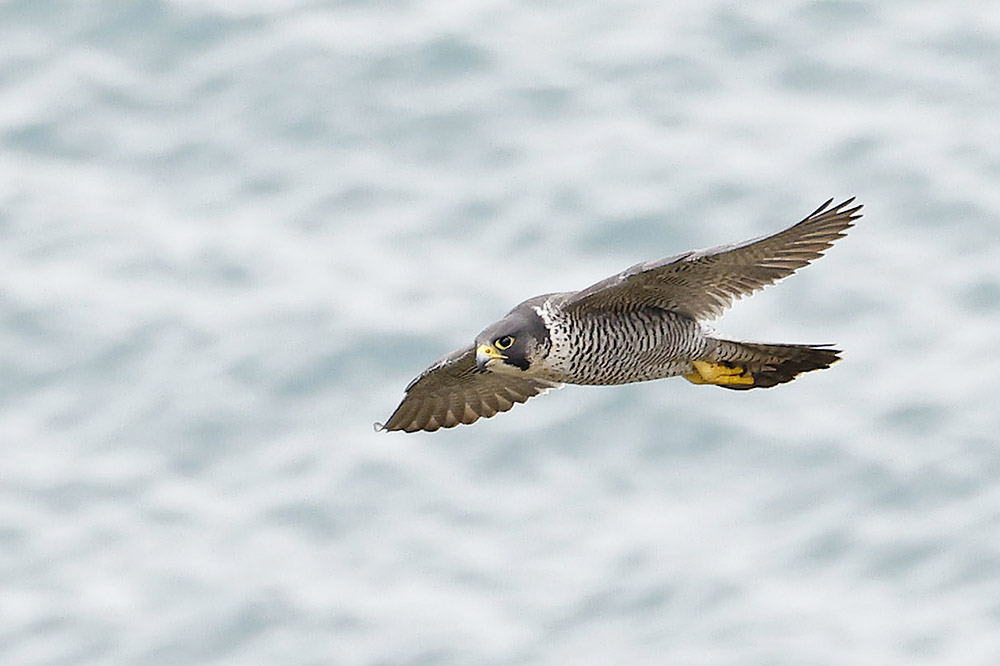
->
[[378, 198, 862, 433]]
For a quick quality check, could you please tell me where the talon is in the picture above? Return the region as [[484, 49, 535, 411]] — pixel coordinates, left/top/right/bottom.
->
[[684, 360, 755, 386]]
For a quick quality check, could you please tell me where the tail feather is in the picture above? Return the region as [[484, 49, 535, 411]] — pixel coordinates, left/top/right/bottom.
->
[[709, 340, 841, 390]]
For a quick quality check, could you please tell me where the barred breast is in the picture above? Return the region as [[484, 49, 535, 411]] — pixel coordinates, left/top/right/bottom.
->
[[534, 302, 711, 385]]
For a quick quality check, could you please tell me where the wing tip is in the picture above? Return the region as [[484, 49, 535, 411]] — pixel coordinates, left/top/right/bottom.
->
[[808, 196, 863, 222]]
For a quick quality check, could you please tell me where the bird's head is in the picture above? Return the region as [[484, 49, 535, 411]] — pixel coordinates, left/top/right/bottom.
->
[[474, 303, 549, 374]]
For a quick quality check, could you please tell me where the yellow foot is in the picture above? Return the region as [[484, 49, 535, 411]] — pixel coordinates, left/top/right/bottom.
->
[[684, 360, 755, 386]]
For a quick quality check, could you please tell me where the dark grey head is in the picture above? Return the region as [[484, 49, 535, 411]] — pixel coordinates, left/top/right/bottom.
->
[[474, 300, 550, 373]]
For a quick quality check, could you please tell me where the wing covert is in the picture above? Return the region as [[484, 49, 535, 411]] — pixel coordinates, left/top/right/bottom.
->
[[377, 345, 562, 433], [564, 198, 862, 320]]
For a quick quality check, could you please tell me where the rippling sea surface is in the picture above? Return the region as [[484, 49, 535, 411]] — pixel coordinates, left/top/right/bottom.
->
[[3, 1, 999, 665]]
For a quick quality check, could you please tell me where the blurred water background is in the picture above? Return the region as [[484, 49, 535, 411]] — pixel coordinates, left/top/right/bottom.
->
[[2, 1, 999, 665]]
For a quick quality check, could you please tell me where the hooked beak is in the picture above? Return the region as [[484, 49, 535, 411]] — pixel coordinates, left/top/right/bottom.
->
[[476, 344, 507, 370]]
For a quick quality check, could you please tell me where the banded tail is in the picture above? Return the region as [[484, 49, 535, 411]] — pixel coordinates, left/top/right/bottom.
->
[[685, 340, 841, 390]]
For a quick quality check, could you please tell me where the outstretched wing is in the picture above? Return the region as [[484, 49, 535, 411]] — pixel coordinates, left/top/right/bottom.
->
[[377, 345, 562, 433], [563, 198, 862, 321]]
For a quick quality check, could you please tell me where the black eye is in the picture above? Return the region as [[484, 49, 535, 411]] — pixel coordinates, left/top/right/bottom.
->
[[495, 336, 515, 350]]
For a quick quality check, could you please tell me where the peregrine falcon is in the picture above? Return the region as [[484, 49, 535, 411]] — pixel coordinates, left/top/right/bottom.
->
[[378, 198, 862, 433]]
